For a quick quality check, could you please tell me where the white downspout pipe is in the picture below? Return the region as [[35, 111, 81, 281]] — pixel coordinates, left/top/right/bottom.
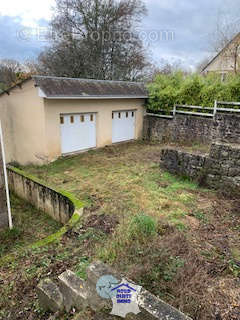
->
[[0, 121, 12, 229]]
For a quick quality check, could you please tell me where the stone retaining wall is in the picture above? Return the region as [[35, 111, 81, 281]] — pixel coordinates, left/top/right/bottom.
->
[[144, 113, 240, 145], [161, 143, 240, 194], [37, 261, 192, 320], [7, 166, 74, 224]]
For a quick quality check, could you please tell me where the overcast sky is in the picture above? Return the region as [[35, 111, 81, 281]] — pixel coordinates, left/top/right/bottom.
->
[[0, 0, 239, 70]]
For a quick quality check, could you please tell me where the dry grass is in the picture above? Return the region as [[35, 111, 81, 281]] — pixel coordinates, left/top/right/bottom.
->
[[9, 141, 239, 320]]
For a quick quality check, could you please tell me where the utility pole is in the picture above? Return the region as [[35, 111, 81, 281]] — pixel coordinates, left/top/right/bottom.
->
[[0, 121, 12, 230]]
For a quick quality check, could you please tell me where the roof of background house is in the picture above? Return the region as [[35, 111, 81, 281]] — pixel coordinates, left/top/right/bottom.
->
[[0, 75, 148, 99], [201, 32, 240, 73], [33, 75, 148, 99]]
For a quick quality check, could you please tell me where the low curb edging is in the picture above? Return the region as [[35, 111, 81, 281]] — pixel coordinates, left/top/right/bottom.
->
[[7, 166, 85, 224], [0, 166, 84, 266]]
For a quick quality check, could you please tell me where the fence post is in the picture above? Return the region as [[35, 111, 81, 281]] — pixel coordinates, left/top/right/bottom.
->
[[0, 121, 12, 230], [213, 100, 217, 118], [173, 104, 176, 118]]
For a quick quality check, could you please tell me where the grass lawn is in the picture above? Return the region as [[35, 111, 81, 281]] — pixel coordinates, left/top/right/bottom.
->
[[0, 195, 61, 258], [1, 141, 240, 320]]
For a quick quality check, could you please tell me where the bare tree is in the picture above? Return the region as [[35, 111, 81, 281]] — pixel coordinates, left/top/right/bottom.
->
[[23, 59, 39, 75], [0, 59, 23, 88], [36, 0, 149, 80], [209, 12, 240, 74]]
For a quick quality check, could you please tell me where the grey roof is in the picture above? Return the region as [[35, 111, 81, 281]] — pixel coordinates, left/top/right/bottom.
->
[[33, 75, 148, 99]]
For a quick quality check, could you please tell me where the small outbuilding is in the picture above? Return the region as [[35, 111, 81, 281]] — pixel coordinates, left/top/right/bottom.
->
[[0, 76, 147, 165]]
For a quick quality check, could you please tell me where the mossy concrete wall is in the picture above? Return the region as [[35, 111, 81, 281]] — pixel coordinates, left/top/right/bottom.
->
[[7, 167, 74, 224], [0, 138, 8, 229]]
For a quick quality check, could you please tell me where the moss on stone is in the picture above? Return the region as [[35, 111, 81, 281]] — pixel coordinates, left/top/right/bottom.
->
[[8, 165, 47, 187], [7, 165, 85, 210], [58, 190, 84, 210], [31, 212, 82, 249]]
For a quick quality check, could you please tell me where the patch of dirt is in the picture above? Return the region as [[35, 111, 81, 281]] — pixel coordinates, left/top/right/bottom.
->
[[197, 197, 214, 212], [84, 214, 119, 234], [70, 213, 119, 239], [208, 278, 240, 320], [139, 150, 162, 163], [185, 215, 200, 229]]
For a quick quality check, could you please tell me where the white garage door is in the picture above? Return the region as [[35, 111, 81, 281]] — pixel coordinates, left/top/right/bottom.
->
[[112, 110, 136, 143], [60, 113, 96, 154]]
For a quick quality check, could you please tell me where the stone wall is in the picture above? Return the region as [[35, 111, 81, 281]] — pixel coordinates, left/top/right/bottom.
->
[[161, 143, 240, 194], [0, 138, 8, 229], [7, 167, 74, 224], [213, 113, 240, 144], [160, 149, 208, 180], [144, 113, 240, 145], [37, 261, 192, 320]]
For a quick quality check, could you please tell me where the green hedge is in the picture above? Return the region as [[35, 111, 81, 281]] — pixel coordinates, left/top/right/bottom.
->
[[147, 72, 240, 111]]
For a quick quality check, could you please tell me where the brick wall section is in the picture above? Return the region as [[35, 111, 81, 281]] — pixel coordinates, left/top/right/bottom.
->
[[0, 138, 8, 229], [144, 113, 240, 145], [161, 143, 240, 194]]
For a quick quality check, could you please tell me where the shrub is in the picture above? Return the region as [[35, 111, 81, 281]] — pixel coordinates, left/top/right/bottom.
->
[[147, 71, 183, 111], [128, 213, 157, 240], [147, 72, 240, 111], [178, 74, 204, 106]]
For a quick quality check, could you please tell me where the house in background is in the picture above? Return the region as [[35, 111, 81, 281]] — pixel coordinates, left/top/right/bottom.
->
[[0, 76, 147, 165], [201, 32, 240, 80]]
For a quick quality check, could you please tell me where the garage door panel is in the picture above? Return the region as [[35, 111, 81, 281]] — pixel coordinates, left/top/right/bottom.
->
[[112, 111, 135, 143], [60, 113, 96, 154]]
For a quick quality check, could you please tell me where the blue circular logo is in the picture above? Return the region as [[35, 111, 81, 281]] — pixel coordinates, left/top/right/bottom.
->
[[96, 275, 120, 299]]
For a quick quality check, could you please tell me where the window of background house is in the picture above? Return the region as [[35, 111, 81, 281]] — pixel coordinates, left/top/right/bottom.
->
[[118, 112, 121, 118], [132, 111, 134, 117], [90, 114, 94, 121], [126, 112, 128, 118], [60, 116, 64, 124], [80, 115, 84, 122], [70, 116, 74, 123]]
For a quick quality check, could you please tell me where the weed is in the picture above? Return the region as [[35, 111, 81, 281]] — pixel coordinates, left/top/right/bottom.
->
[[191, 210, 208, 223], [128, 213, 157, 240], [0, 227, 21, 241], [75, 256, 90, 279], [78, 228, 106, 242], [163, 256, 185, 281], [174, 222, 187, 231], [228, 259, 240, 277]]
